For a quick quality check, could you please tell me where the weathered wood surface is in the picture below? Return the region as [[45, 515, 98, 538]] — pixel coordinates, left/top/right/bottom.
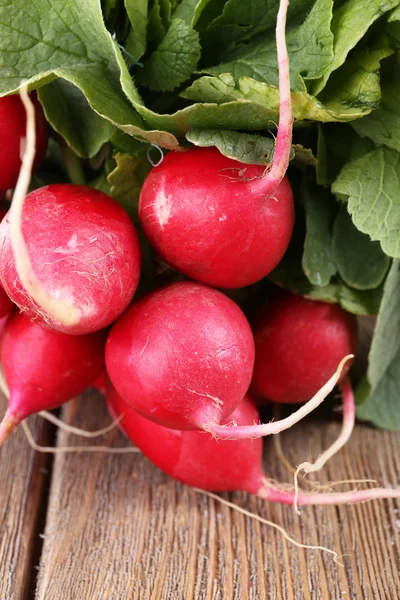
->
[[0, 392, 51, 600], [33, 391, 400, 600]]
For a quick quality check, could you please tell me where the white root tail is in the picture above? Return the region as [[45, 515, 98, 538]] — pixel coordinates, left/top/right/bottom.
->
[[293, 376, 355, 513], [10, 84, 81, 327], [206, 355, 353, 440]]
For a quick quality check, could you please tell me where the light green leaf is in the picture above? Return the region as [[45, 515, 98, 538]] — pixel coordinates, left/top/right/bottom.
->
[[302, 176, 337, 286], [172, 0, 211, 26], [204, 0, 334, 92], [351, 80, 400, 152], [332, 205, 390, 290], [137, 19, 201, 91], [38, 79, 114, 158], [357, 260, 400, 429], [125, 0, 148, 60], [316, 48, 392, 117], [186, 129, 275, 164], [107, 152, 151, 217], [181, 73, 382, 124], [312, 0, 399, 95], [332, 147, 400, 258]]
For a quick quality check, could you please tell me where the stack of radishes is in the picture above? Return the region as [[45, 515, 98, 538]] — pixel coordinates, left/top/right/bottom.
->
[[0, 0, 399, 512]]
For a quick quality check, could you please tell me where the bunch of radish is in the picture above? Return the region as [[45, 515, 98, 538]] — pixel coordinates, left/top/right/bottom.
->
[[0, 0, 399, 525]]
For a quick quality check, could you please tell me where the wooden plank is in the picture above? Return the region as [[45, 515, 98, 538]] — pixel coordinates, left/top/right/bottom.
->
[[0, 392, 51, 600], [36, 391, 400, 599]]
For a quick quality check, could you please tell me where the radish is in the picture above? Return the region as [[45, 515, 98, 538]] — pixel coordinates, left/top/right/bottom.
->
[[0, 311, 107, 445], [138, 0, 294, 289], [0, 92, 48, 192], [252, 291, 358, 404], [105, 281, 255, 430], [0, 205, 13, 318], [106, 383, 400, 507], [0, 183, 142, 334]]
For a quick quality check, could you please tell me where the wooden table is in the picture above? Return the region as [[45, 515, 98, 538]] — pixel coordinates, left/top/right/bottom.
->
[[1, 390, 399, 600]]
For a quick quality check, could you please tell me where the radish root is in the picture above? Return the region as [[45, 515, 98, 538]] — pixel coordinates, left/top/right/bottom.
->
[[205, 355, 353, 440], [10, 83, 81, 327], [21, 420, 140, 454], [293, 376, 355, 513], [39, 410, 122, 438], [195, 488, 341, 564]]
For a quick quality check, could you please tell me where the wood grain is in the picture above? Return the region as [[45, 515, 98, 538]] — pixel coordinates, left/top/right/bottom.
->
[[35, 391, 400, 600], [0, 392, 51, 600]]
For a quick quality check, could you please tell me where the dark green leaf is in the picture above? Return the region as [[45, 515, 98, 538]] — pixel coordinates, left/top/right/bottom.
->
[[137, 19, 201, 91], [357, 259, 400, 429], [332, 205, 390, 289], [302, 176, 337, 286]]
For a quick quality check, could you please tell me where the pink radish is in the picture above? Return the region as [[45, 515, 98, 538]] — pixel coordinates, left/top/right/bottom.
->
[[0, 205, 13, 318], [0, 311, 107, 445], [105, 281, 255, 430], [0, 92, 48, 192], [252, 291, 358, 404], [107, 383, 400, 507], [0, 183, 142, 334], [138, 0, 294, 289]]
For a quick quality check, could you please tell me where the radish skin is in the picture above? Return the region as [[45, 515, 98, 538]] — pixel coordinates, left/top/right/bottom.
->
[[105, 281, 255, 430], [138, 0, 294, 289], [1, 87, 141, 334], [252, 292, 358, 404], [0, 311, 107, 445], [107, 384, 400, 507]]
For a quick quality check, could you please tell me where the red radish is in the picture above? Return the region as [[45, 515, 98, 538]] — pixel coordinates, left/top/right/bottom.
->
[[0, 205, 13, 318], [0, 184, 142, 334], [107, 383, 400, 506], [0, 311, 107, 445], [0, 285, 13, 319], [108, 385, 263, 492], [138, 0, 294, 289], [0, 92, 48, 192], [105, 281, 255, 430], [92, 372, 107, 396], [252, 291, 358, 404]]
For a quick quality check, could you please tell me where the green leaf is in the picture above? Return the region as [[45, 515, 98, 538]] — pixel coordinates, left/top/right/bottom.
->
[[38, 80, 114, 158], [332, 205, 390, 290], [351, 80, 400, 152], [199, 0, 315, 65], [316, 48, 393, 116], [312, 0, 399, 95], [137, 19, 201, 91], [107, 152, 151, 217], [186, 129, 275, 164], [301, 176, 337, 286], [110, 129, 150, 154], [332, 147, 400, 258], [172, 0, 211, 26], [269, 221, 381, 315], [181, 73, 383, 125], [204, 0, 334, 92], [125, 0, 148, 60], [316, 123, 376, 187], [357, 259, 400, 429], [147, 0, 166, 48], [0, 0, 181, 150]]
